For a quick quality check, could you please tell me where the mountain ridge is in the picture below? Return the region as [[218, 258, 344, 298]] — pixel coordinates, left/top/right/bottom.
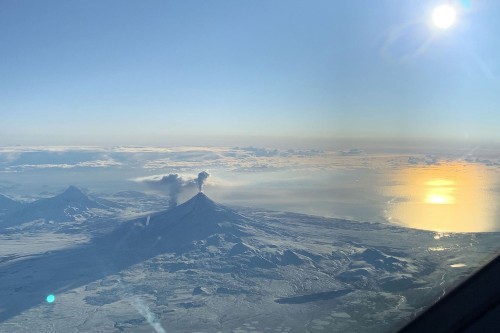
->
[[0, 186, 112, 229], [0, 193, 23, 216]]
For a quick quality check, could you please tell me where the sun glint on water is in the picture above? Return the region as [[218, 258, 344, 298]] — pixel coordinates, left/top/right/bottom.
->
[[385, 163, 497, 232]]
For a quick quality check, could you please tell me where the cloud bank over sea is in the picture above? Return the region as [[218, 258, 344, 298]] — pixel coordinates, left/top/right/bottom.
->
[[0, 145, 498, 224]]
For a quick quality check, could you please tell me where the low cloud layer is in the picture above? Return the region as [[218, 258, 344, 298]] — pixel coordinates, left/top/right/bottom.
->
[[2, 146, 499, 177], [1, 145, 499, 227]]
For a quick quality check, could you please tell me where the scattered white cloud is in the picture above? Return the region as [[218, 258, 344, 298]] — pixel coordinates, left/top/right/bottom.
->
[[407, 155, 440, 166], [5, 159, 122, 171], [340, 148, 364, 156], [78, 160, 123, 168], [1, 145, 498, 176]]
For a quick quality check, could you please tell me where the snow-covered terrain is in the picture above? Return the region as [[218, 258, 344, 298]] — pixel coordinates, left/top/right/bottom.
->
[[0, 191, 498, 332], [0, 186, 125, 233], [0, 194, 23, 217]]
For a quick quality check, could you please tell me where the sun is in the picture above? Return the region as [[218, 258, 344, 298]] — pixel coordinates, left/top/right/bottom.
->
[[432, 4, 457, 29]]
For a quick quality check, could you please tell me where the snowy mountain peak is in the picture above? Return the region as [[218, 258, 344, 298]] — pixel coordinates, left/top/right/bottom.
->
[[58, 186, 88, 201], [180, 192, 218, 210], [193, 191, 210, 201], [159, 192, 228, 222], [111, 192, 248, 251], [45, 185, 105, 209], [0, 186, 112, 229]]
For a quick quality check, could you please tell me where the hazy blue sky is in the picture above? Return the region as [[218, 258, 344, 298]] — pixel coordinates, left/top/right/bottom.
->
[[1, 0, 499, 146]]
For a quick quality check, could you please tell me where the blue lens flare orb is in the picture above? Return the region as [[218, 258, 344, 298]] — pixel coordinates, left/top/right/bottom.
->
[[460, 0, 471, 9], [46, 294, 55, 303]]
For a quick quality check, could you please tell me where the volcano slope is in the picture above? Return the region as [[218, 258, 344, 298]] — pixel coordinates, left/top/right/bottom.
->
[[0, 193, 498, 332]]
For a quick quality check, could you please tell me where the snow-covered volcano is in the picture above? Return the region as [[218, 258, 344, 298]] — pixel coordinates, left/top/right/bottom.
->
[[1, 186, 112, 229], [107, 192, 250, 254], [145, 192, 248, 237]]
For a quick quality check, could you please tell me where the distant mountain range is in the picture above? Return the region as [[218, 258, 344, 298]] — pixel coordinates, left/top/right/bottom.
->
[[0, 186, 118, 229]]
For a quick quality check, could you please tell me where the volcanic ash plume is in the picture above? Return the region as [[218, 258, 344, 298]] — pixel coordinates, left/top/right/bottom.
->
[[197, 171, 210, 192], [143, 171, 210, 207], [147, 174, 195, 207]]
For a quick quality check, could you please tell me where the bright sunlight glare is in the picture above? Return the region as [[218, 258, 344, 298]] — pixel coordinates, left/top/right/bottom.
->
[[432, 4, 457, 29]]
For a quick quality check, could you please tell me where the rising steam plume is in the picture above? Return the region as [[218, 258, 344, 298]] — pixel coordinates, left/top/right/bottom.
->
[[196, 171, 210, 192], [145, 174, 194, 208], [143, 171, 210, 207]]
